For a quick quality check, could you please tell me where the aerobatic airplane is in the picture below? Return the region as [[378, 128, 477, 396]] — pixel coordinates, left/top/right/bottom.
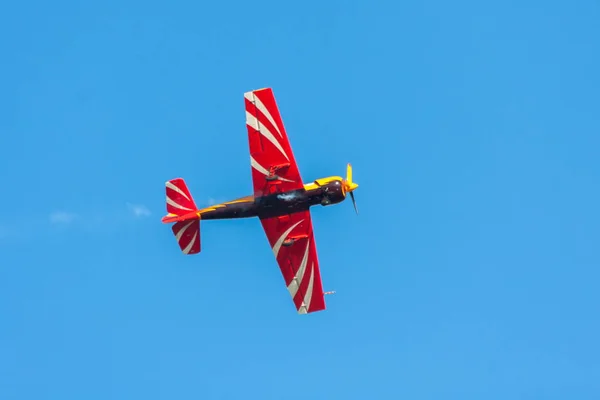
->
[[161, 88, 359, 314]]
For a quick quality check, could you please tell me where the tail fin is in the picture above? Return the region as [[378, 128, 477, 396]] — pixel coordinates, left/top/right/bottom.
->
[[172, 219, 201, 255], [162, 178, 201, 255], [165, 178, 198, 216]]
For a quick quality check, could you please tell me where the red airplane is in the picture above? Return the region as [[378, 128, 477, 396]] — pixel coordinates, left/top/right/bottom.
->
[[161, 88, 359, 314]]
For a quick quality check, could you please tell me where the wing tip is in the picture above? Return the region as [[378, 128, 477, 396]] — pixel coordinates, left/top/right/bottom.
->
[[298, 305, 327, 315], [244, 87, 272, 97]]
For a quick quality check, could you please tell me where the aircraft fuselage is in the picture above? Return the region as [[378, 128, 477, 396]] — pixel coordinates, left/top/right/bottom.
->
[[191, 178, 347, 221]]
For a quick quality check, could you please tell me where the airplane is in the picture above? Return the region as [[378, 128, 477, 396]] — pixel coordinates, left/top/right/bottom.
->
[[161, 87, 359, 314]]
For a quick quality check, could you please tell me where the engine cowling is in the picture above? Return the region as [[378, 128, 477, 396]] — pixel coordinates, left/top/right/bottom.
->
[[320, 180, 345, 206]]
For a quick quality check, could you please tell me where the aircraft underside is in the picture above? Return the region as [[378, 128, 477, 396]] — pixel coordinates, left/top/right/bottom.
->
[[198, 180, 346, 220], [161, 87, 358, 315]]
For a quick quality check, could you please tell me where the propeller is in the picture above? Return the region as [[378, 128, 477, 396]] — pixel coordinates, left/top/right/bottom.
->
[[341, 163, 359, 214]]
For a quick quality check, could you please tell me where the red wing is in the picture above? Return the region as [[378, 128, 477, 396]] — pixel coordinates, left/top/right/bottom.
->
[[260, 211, 326, 314], [245, 88, 304, 198]]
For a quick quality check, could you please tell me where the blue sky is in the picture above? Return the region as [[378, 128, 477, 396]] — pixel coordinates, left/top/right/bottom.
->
[[1, 0, 599, 398]]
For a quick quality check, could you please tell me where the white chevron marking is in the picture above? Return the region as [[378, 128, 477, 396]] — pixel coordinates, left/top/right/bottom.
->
[[272, 219, 304, 259], [298, 263, 315, 314], [166, 181, 190, 201], [246, 112, 289, 161], [175, 220, 195, 241], [287, 241, 310, 299], [182, 230, 198, 254], [253, 94, 282, 138], [250, 156, 294, 183], [167, 196, 193, 212]]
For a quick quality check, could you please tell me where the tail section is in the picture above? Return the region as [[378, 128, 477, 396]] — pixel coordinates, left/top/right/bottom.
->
[[162, 178, 202, 255]]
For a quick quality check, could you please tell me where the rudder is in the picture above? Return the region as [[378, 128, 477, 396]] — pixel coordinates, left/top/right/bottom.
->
[[163, 177, 202, 254]]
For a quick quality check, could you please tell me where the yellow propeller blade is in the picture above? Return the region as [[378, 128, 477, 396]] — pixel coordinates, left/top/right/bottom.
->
[[346, 163, 353, 185], [343, 163, 359, 214]]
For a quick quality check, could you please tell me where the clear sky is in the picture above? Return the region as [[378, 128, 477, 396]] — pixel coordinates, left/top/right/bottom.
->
[[1, 0, 599, 398]]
